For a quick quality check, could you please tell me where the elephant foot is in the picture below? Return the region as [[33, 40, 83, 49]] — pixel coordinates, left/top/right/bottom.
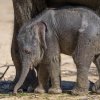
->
[[48, 87, 62, 94], [71, 86, 88, 95], [92, 80, 100, 94], [34, 86, 45, 93]]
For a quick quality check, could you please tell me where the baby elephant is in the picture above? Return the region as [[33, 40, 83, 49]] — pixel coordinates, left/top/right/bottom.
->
[[13, 7, 100, 95]]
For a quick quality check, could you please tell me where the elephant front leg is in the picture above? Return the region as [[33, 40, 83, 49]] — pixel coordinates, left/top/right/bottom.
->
[[34, 64, 49, 93], [92, 55, 100, 94], [48, 55, 62, 94]]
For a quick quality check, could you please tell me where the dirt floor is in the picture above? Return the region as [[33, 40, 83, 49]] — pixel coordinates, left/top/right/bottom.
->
[[0, 0, 100, 99]]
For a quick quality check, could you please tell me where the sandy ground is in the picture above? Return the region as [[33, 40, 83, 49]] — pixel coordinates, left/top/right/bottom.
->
[[0, 0, 100, 99], [0, 0, 15, 80]]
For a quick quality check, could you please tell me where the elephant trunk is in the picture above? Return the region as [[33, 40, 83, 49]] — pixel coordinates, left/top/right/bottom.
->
[[13, 62, 30, 94]]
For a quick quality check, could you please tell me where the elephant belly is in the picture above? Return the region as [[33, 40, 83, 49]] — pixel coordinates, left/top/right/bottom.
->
[[59, 34, 78, 55]]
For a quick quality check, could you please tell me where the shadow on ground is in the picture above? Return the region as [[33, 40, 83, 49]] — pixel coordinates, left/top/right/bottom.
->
[[0, 80, 94, 94]]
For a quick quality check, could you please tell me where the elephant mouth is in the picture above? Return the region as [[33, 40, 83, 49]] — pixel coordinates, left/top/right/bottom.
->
[[32, 60, 39, 67]]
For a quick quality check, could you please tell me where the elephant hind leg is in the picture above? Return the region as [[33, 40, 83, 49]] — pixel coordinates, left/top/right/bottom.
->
[[72, 49, 94, 95], [92, 55, 100, 94], [71, 33, 95, 95]]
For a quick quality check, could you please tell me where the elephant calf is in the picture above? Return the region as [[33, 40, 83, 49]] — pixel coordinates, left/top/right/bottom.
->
[[13, 7, 100, 95]]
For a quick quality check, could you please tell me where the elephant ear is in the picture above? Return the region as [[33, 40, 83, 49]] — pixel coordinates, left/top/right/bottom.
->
[[33, 21, 47, 49]]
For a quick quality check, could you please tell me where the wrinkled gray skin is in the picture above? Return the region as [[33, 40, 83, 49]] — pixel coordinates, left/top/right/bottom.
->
[[13, 7, 100, 95], [12, 0, 100, 94]]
